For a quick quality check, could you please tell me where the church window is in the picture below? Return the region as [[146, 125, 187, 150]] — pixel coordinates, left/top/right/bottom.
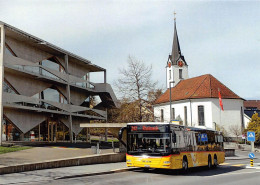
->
[[179, 69, 183, 79], [169, 70, 171, 80], [198, 106, 205, 126], [184, 106, 187, 126], [160, 109, 164, 122]]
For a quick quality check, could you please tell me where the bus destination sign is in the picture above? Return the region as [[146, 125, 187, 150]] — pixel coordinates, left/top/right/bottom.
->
[[130, 125, 167, 132]]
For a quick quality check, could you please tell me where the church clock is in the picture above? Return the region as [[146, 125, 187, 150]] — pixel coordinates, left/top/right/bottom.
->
[[178, 60, 183, 67]]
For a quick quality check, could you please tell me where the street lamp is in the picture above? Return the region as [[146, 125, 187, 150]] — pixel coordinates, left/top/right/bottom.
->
[[169, 81, 175, 122]]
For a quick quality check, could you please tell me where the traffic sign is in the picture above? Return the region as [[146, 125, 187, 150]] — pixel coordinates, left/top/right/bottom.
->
[[249, 152, 255, 159], [247, 131, 255, 142]]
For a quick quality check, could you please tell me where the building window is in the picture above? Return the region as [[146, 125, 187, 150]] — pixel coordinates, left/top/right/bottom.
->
[[41, 58, 65, 80], [42, 88, 67, 104], [198, 105, 205, 126], [5, 44, 17, 56], [3, 81, 16, 94], [171, 108, 175, 120], [169, 70, 171, 80], [179, 69, 183, 79], [160, 109, 164, 122], [184, 106, 187, 126]]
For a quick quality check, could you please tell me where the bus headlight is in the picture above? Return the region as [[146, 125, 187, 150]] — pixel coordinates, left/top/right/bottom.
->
[[163, 161, 171, 164], [127, 160, 131, 162]]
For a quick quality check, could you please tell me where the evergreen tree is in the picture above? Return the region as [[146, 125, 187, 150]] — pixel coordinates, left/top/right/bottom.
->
[[245, 113, 260, 144]]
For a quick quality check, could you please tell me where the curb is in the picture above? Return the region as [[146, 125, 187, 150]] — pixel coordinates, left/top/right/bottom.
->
[[56, 167, 140, 180], [226, 157, 258, 160], [0, 153, 126, 175]]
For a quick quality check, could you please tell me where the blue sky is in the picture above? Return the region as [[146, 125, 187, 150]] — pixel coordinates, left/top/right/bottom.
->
[[0, 0, 260, 99]]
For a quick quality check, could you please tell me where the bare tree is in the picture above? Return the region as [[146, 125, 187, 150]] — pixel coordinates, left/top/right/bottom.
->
[[229, 124, 242, 142], [114, 56, 157, 122]]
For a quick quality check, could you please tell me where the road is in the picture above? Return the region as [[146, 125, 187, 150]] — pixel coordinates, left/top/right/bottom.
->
[[1, 151, 260, 185]]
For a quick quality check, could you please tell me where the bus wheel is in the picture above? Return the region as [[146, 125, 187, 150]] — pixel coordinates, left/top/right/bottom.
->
[[182, 157, 188, 172], [213, 155, 218, 168], [208, 156, 212, 169]]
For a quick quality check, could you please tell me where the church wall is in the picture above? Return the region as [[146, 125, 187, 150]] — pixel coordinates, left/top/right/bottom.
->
[[166, 65, 189, 88], [172, 65, 188, 87], [154, 98, 212, 127], [154, 98, 244, 137], [211, 98, 244, 137], [189, 99, 213, 127]]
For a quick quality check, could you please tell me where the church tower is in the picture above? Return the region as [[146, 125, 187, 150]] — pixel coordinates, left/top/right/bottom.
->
[[166, 18, 188, 88]]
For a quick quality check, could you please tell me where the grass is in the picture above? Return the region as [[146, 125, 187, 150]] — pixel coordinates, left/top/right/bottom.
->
[[0, 146, 31, 154]]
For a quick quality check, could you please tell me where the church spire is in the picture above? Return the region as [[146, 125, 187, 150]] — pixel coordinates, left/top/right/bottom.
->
[[166, 13, 189, 89], [170, 15, 186, 65], [171, 19, 181, 64]]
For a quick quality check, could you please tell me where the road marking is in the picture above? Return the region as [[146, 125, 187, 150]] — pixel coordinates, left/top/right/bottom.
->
[[231, 164, 245, 167], [210, 169, 260, 177], [219, 163, 229, 165]]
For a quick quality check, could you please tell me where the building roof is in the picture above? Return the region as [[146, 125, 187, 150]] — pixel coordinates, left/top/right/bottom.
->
[[169, 20, 187, 65], [155, 74, 242, 104], [244, 100, 260, 110]]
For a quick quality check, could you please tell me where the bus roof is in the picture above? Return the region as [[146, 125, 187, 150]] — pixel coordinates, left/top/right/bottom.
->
[[127, 122, 169, 125]]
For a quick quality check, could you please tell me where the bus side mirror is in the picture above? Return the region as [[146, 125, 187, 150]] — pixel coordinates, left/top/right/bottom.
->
[[172, 134, 176, 143]]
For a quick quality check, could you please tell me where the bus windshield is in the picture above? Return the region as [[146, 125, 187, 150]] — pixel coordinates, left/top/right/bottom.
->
[[127, 133, 171, 156]]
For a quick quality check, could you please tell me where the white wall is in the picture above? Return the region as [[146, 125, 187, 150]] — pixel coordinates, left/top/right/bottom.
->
[[154, 99, 212, 127], [244, 114, 251, 128], [166, 64, 188, 88], [211, 99, 244, 136], [154, 98, 244, 136]]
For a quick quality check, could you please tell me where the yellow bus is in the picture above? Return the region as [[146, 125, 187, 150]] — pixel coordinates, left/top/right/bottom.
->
[[119, 122, 225, 171]]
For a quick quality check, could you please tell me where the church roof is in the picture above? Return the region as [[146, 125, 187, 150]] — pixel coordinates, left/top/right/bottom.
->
[[169, 20, 187, 65], [154, 74, 243, 104]]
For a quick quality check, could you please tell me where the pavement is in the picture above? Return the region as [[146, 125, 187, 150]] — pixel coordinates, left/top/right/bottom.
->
[[0, 162, 131, 184], [0, 142, 123, 175], [0, 145, 118, 167]]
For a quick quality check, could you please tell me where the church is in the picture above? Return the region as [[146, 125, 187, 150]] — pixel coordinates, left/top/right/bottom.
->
[[154, 19, 245, 135]]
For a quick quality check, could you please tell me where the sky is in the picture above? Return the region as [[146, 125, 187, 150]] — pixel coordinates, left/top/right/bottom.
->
[[0, 0, 260, 100]]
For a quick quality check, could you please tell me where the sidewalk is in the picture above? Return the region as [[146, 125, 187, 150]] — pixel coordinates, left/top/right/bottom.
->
[[0, 145, 117, 167], [226, 150, 259, 160], [0, 162, 133, 184], [0, 143, 124, 175]]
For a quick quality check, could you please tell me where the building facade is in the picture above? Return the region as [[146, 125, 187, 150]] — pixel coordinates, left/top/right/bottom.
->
[[0, 22, 118, 143]]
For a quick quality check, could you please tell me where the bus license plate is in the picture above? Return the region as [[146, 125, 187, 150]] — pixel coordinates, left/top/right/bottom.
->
[[144, 165, 150, 167]]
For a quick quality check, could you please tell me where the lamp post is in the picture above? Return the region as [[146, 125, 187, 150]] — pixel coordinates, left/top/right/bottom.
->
[[169, 81, 174, 122]]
